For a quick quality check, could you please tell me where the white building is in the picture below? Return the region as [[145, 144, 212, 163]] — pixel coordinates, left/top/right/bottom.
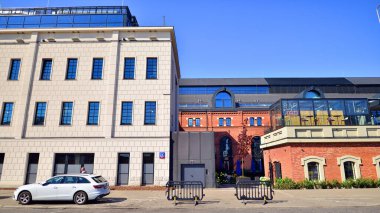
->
[[0, 6, 180, 187]]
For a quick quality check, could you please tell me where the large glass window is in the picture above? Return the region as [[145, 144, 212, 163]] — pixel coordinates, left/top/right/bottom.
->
[[220, 137, 233, 172], [53, 153, 94, 176], [314, 100, 329, 125], [345, 100, 368, 125], [299, 100, 314, 126], [40, 59, 52, 80], [343, 161, 356, 180], [124, 58, 135, 79], [65, 58, 77, 80], [146, 58, 157, 79], [307, 162, 319, 181], [25, 153, 39, 184], [91, 58, 103, 80], [282, 100, 300, 126], [8, 59, 21, 80], [215, 92, 232, 108], [117, 153, 130, 185], [305, 90, 321, 99], [144, 101, 156, 125], [60, 102, 73, 125], [34, 102, 47, 125], [179, 86, 270, 95], [87, 102, 100, 125], [1, 102, 14, 125], [121, 102, 133, 125], [328, 100, 345, 125]]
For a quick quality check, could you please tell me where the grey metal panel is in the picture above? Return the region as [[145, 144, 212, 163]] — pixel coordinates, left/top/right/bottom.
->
[[346, 77, 380, 85], [179, 78, 269, 86], [189, 132, 201, 160]]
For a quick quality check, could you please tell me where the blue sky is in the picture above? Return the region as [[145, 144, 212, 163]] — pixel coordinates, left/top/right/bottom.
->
[[2, 0, 380, 78]]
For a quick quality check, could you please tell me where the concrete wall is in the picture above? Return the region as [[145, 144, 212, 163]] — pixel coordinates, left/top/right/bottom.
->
[[172, 132, 215, 187]]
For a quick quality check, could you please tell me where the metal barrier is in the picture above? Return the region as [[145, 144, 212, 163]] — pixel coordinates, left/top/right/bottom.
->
[[165, 181, 205, 206], [235, 181, 274, 205]]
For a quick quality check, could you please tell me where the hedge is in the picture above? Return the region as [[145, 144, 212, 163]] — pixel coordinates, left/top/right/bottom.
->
[[274, 178, 380, 190]]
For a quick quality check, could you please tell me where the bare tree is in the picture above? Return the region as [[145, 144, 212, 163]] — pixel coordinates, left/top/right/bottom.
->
[[236, 118, 253, 177]]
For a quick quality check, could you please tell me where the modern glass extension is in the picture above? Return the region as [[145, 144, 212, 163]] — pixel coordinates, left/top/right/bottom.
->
[[0, 6, 138, 29], [270, 98, 379, 131]]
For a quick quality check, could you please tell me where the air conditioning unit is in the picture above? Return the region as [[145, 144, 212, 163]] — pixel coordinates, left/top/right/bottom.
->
[[72, 37, 80, 42]]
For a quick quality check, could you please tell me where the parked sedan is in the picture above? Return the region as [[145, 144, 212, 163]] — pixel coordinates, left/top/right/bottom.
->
[[13, 174, 110, 205]]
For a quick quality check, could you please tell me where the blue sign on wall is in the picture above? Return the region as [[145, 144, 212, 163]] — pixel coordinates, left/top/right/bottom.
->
[[159, 152, 165, 159]]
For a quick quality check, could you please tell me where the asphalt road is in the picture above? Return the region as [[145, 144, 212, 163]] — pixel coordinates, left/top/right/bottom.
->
[[1, 206, 380, 213]]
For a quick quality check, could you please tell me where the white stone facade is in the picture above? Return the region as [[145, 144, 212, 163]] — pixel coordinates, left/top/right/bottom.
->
[[0, 27, 180, 187]]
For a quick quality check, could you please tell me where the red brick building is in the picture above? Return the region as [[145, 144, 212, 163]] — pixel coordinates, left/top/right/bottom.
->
[[178, 78, 380, 181]]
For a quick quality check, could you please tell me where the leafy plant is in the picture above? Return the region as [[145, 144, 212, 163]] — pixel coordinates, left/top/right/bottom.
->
[[274, 178, 301, 190], [330, 179, 341, 189], [301, 179, 315, 189]]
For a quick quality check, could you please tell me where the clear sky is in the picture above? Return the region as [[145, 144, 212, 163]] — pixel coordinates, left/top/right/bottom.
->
[[2, 0, 380, 78]]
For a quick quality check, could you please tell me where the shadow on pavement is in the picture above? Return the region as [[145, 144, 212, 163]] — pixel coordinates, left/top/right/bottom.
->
[[0, 196, 11, 200], [241, 200, 288, 205], [29, 198, 127, 205]]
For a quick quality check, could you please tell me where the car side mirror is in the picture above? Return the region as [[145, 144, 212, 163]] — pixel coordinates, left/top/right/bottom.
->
[[42, 182, 49, 186]]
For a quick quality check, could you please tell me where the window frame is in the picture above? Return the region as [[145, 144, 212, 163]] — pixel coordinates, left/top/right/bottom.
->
[[40, 59, 53, 80], [65, 58, 78, 80], [1, 102, 14, 126], [146, 57, 158, 80], [337, 155, 362, 181], [60, 102, 74, 126], [123, 57, 135, 80], [120, 101, 133, 125], [33, 102, 47, 126], [8, 58, 21, 81], [87, 102, 100, 125], [91, 58, 104, 80], [249, 117, 255, 126], [144, 101, 157, 125]]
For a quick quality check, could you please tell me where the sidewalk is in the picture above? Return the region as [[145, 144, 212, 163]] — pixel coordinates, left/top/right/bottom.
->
[[0, 188, 379, 209]]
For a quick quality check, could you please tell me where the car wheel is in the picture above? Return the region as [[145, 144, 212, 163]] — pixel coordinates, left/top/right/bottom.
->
[[18, 191, 32, 205], [74, 191, 88, 205]]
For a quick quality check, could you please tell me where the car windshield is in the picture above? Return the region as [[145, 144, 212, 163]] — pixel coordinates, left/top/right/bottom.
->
[[92, 176, 107, 183]]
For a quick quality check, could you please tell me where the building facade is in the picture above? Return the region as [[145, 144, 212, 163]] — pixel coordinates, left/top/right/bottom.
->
[[178, 78, 380, 181], [0, 6, 180, 187]]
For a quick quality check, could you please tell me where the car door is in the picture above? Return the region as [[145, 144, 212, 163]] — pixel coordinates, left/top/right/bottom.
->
[[57, 176, 78, 200], [36, 176, 64, 200]]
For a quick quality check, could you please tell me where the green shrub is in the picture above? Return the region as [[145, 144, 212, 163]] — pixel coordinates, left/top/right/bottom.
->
[[301, 179, 315, 189], [355, 178, 376, 188], [342, 179, 354, 189], [274, 178, 301, 190], [318, 180, 329, 189], [330, 179, 341, 189], [376, 179, 380, 188]]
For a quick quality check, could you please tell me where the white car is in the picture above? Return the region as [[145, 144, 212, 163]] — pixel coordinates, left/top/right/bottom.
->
[[13, 174, 110, 205]]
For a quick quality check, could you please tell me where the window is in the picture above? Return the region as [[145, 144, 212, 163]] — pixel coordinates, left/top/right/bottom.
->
[[218, 118, 224, 126], [343, 161, 355, 180], [53, 153, 94, 175], [142, 153, 154, 185], [78, 177, 90, 183], [215, 91, 232, 108], [226, 118, 231, 126], [188, 118, 193, 127], [195, 118, 201, 127], [87, 102, 100, 125], [46, 176, 64, 184], [274, 162, 282, 179], [121, 102, 133, 125], [117, 153, 130, 185], [305, 90, 321, 99], [146, 58, 157, 79], [25, 153, 39, 184], [91, 58, 103, 80], [60, 102, 73, 125], [1, 102, 14, 125], [124, 58, 135, 79], [220, 137, 233, 172], [65, 58, 78, 80], [144, 101, 156, 125], [337, 155, 361, 181], [63, 176, 78, 184], [0, 153, 4, 180], [249, 117, 254, 126], [307, 162, 319, 181], [34, 102, 47, 125], [8, 59, 21, 80], [257, 117, 262, 126], [40, 59, 52, 80]]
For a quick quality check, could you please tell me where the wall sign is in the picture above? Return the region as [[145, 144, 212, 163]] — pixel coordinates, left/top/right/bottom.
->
[[159, 152, 165, 159]]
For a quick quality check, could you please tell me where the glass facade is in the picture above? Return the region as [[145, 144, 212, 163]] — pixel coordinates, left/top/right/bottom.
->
[[144, 101, 156, 125], [179, 86, 270, 95], [1, 102, 14, 125], [124, 58, 135, 79], [270, 98, 375, 131], [8, 59, 21, 80], [66, 59, 77, 80], [146, 58, 157, 79], [53, 153, 94, 176], [121, 102, 133, 125], [87, 102, 100, 125], [0, 6, 138, 29]]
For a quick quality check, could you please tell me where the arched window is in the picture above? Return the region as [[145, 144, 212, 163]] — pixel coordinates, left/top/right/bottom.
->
[[305, 90, 321, 99], [307, 162, 319, 181], [373, 155, 380, 178], [226, 118, 231, 126], [257, 117, 262, 126], [215, 92, 232, 108], [343, 161, 356, 180], [220, 137, 233, 173], [249, 117, 254, 126], [337, 155, 361, 181]]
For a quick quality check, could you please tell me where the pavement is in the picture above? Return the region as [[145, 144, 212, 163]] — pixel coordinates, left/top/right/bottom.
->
[[0, 188, 379, 210]]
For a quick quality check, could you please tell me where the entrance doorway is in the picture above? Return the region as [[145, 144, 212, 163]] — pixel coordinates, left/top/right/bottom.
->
[[142, 153, 154, 185], [181, 164, 206, 186], [25, 153, 39, 184]]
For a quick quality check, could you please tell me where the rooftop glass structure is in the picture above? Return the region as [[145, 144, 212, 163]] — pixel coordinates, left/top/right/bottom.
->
[[0, 6, 138, 29], [269, 98, 380, 131]]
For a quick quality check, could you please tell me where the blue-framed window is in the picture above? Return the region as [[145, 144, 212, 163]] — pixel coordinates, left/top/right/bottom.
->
[[1, 103, 14, 125], [195, 118, 201, 127], [218, 118, 224, 126], [65, 58, 78, 80], [87, 102, 100, 125], [144, 101, 156, 125], [40, 59, 52, 80], [188, 118, 193, 127], [226, 118, 231, 126], [121, 102, 133, 125], [257, 117, 262, 126], [91, 58, 103, 80], [124, 58, 135, 79], [8, 59, 21, 80], [249, 117, 255, 126], [60, 102, 73, 125], [34, 102, 47, 125], [146, 58, 157, 79], [215, 92, 233, 108]]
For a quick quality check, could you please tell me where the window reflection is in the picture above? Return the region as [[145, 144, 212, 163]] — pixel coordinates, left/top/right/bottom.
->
[[299, 100, 314, 126], [328, 100, 345, 125], [282, 100, 300, 126], [314, 100, 329, 125]]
